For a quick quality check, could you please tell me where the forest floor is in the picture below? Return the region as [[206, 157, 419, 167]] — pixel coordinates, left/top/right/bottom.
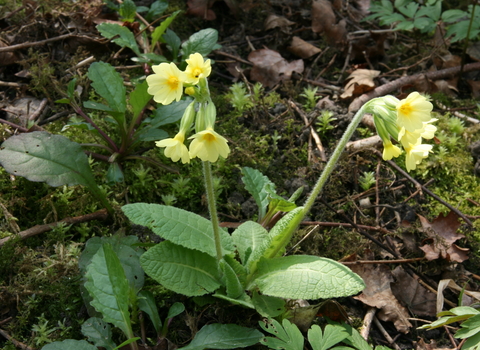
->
[[1, 0, 480, 349]]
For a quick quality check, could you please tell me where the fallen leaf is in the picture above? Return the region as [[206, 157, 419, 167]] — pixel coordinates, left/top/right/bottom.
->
[[340, 69, 380, 99], [288, 36, 321, 59], [467, 80, 480, 99], [349, 263, 412, 333], [312, 0, 336, 34], [186, 0, 217, 20], [390, 266, 437, 317], [248, 49, 304, 88], [264, 14, 295, 31], [0, 39, 19, 66], [418, 211, 469, 263]]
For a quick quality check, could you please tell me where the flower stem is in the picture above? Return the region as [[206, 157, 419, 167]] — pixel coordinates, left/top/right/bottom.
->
[[303, 105, 367, 216], [202, 161, 223, 262]]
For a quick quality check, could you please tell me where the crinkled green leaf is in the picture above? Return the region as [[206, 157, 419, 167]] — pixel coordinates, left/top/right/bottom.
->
[[181, 28, 220, 59], [96, 23, 140, 54], [81, 317, 117, 350], [241, 167, 274, 219], [308, 324, 349, 350], [140, 241, 221, 296], [84, 243, 133, 336], [0, 131, 96, 188], [231, 221, 268, 266], [87, 61, 127, 117], [41, 339, 98, 350], [253, 255, 365, 299], [122, 203, 233, 257], [178, 323, 263, 350]]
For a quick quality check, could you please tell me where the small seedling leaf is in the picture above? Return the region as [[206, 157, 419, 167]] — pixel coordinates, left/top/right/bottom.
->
[[178, 323, 263, 350], [151, 10, 181, 47], [137, 290, 162, 335], [308, 324, 349, 350]]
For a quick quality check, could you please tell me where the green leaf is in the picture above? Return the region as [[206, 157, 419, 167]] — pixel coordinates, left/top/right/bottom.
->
[[0, 131, 96, 188], [145, 0, 168, 22], [308, 324, 349, 350], [67, 78, 77, 100], [87, 61, 127, 118], [342, 323, 372, 350], [122, 203, 233, 257], [130, 80, 151, 119], [106, 162, 124, 184], [163, 29, 181, 59], [41, 339, 98, 350], [181, 28, 220, 59], [253, 255, 365, 299], [241, 167, 274, 219], [213, 289, 255, 309], [455, 314, 480, 339], [259, 318, 304, 350], [134, 127, 168, 142], [96, 23, 140, 55], [178, 323, 263, 350], [462, 331, 480, 350], [251, 291, 285, 318], [151, 10, 181, 48], [84, 243, 133, 337], [81, 317, 117, 350], [166, 302, 185, 320], [231, 221, 268, 266], [79, 236, 145, 292], [221, 255, 247, 299], [150, 98, 192, 128], [140, 241, 221, 296], [119, 0, 137, 22], [138, 290, 162, 335]]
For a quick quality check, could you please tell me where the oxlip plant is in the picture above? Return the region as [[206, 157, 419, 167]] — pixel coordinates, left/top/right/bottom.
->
[[122, 52, 438, 320]]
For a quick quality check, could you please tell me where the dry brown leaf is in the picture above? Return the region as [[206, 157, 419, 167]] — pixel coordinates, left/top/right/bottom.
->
[[0, 39, 19, 66], [264, 14, 295, 31], [312, 0, 336, 34], [349, 264, 412, 333], [467, 80, 480, 98], [248, 49, 304, 88], [288, 36, 321, 59], [390, 266, 437, 317], [340, 69, 380, 99], [186, 0, 217, 20], [418, 211, 469, 263]]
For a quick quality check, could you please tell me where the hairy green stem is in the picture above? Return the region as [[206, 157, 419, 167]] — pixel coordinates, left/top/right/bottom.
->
[[202, 161, 223, 262], [303, 105, 367, 216]]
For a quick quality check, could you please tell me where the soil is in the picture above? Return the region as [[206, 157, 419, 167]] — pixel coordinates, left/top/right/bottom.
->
[[1, 0, 480, 349]]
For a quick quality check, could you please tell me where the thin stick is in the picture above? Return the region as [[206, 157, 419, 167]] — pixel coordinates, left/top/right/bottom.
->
[[360, 307, 376, 340], [373, 316, 402, 350], [0, 33, 79, 53], [0, 328, 36, 350]]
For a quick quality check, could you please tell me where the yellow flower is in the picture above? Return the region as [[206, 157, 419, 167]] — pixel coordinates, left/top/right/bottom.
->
[[382, 140, 402, 160], [189, 128, 230, 162], [156, 132, 190, 164], [396, 92, 433, 132], [147, 62, 186, 105], [185, 53, 212, 85], [404, 142, 432, 172]]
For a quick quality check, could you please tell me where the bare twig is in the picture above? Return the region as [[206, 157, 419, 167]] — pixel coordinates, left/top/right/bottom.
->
[[0, 328, 36, 350], [0, 209, 110, 247], [0, 33, 81, 53], [360, 307, 376, 340], [373, 316, 402, 350]]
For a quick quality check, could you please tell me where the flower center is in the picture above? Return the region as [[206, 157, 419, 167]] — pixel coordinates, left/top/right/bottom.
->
[[193, 68, 202, 78], [167, 76, 179, 90], [203, 132, 215, 142], [398, 104, 412, 116]]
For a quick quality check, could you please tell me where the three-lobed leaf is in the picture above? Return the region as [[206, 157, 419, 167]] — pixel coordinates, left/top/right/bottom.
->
[[260, 318, 304, 350], [308, 324, 349, 350]]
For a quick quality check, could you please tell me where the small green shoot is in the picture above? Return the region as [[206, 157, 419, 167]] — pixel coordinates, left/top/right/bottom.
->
[[300, 85, 319, 111], [359, 171, 376, 191], [316, 110, 337, 137]]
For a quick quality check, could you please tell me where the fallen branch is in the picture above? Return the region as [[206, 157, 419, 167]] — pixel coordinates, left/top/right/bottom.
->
[[0, 209, 110, 247], [348, 62, 480, 113]]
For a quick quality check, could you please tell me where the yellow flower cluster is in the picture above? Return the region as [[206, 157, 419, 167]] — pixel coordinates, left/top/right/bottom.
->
[[369, 92, 436, 172], [147, 53, 230, 163]]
